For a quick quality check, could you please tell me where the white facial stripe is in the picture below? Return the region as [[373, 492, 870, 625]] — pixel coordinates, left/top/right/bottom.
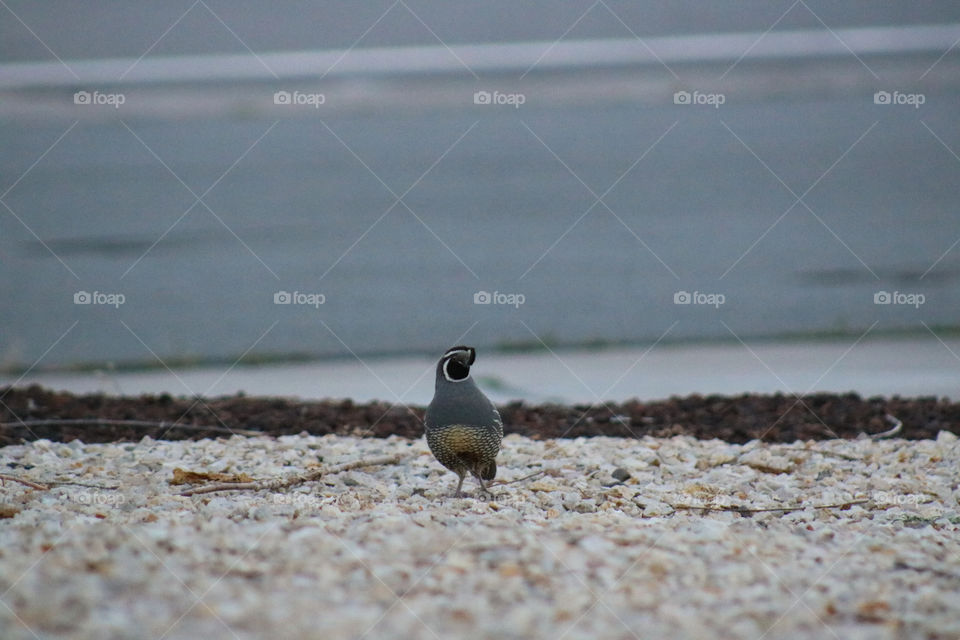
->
[[442, 357, 470, 382], [443, 347, 471, 359]]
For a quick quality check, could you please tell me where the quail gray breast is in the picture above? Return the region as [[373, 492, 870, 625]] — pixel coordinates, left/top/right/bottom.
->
[[424, 345, 503, 497]]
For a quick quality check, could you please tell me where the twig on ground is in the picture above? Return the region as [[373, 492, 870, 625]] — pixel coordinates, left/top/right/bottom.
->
[[670, 498, 869, 514], [1, 475, 119, 491], [893, 561, 960, 581], [46, 481, 121, 490], [489, 469, 546, 487], [868, 414, 903, 439], [0, 418, 262, 438], [178, 453, 406, 496], [0, 474, 48, 490], [769, 446, 861, 461]]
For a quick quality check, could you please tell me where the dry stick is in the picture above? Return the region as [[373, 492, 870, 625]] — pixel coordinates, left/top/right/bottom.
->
[[178, 453, 406, 496], [1, 474, 117, 491], [671, 498, 869, 514], [869, 414, 903, 439], [768, 446, 861, 461], [0, 419, 262, 438], [0, 474, 48, 491], [489, 469, 546, 487], [893, 561, 960, 581], [46, 481, 120, 490]]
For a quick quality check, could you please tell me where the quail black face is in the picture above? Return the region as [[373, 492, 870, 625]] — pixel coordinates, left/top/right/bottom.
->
[[424, 345, 503, 498], [440, 345, 475, 383]]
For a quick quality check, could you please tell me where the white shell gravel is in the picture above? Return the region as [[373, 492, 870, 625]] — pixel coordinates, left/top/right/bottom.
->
[[0, 432, 958, 639]]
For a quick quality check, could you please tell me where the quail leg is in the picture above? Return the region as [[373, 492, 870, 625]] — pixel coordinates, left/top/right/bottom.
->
[[452, 472, 466, 498], [472, 472, 496, 499]]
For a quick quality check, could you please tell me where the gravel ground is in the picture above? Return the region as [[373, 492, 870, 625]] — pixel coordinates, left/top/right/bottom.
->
[[1, 432, 958, 640]]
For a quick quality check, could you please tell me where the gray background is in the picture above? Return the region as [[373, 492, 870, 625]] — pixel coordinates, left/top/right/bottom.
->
[[1, 1, 959, 371]]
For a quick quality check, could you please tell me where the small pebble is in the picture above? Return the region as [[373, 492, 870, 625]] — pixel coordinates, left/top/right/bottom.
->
[[612, 467, 631, 482]]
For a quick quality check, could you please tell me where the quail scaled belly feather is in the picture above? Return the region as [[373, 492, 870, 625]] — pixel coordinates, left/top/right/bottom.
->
[[424, 346, 504, 497]]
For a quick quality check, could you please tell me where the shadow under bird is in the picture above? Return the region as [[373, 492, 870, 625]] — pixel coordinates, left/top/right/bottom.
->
[[424, 346, 504, 497]]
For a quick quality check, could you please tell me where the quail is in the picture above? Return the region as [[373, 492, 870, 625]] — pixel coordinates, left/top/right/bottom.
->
[[424, 345, 503, 497]]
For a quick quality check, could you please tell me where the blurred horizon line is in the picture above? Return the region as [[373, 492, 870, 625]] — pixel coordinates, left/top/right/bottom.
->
[[2, 22, 959, 89], [3, 324, 960, 377]]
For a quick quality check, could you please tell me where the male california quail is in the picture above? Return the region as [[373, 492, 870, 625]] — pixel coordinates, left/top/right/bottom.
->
[[424, 345, 503, 497]]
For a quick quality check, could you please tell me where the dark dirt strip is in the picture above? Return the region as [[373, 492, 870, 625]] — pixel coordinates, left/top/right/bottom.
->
[[1, 385, 957, 446]]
